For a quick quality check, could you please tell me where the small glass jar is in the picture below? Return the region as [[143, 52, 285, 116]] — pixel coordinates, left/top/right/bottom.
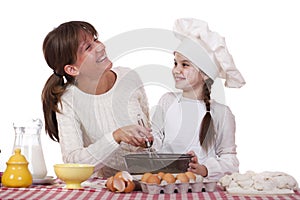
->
[[12, 118, 47, 179]]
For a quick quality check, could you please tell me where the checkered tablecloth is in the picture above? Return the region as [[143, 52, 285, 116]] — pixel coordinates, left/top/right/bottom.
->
[[1, 178, 299, 200]]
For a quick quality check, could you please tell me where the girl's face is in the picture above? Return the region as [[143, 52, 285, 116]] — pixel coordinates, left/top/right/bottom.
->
[[73, 32, 112, 80], [173, 52, 207, 96]]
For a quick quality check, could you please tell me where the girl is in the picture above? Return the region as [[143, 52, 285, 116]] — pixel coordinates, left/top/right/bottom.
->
[[41, 21, 152, 177], [152, 18, 245, 180]]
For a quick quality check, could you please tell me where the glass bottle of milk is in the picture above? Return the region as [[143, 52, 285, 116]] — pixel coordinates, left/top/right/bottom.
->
[[12, 118, 47, 179]]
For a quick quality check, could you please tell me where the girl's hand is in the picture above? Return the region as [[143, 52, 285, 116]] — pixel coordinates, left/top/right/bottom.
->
[[187, 150, 208, 177], [113, 125, 152, 147]]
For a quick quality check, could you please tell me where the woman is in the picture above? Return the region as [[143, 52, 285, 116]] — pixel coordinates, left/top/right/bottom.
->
[[41, 21, 152, 177], [152, 18, 246, 180]]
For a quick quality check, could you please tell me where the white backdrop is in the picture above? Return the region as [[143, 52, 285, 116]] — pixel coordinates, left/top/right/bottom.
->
[[1, 0, 299, 183]]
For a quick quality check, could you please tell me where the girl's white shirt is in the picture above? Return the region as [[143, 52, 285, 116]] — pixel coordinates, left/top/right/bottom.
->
[[152, 92, 239, 180], [56, 66, 149, 177]]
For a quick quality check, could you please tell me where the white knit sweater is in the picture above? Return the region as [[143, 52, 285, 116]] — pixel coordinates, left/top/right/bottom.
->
[[56, 67, 149, 177]]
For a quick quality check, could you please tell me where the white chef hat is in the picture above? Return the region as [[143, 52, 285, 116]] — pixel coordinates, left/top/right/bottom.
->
[[173, 18, 246, 88]]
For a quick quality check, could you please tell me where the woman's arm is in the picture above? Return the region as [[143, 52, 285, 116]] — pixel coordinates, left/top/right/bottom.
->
[[56, 101, 120, 172]]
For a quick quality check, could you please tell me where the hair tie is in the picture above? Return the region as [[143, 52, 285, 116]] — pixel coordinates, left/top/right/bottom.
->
[[53, 70, 63, 78]]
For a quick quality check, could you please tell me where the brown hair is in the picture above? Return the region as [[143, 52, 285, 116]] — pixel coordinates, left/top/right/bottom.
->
[[199, 78, 216, 152], [41, 21, 98, 142]]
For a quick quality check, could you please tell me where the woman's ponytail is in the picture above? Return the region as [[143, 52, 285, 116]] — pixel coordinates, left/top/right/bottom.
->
[[41, 74, 67, 142]]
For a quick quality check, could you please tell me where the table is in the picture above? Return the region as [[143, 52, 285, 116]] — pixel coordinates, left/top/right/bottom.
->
[[1, 177, 299, 200]]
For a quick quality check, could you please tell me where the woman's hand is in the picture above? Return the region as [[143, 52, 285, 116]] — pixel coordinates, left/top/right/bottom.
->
[[187, 150, 208, 177], [113, 125, 152, 147]]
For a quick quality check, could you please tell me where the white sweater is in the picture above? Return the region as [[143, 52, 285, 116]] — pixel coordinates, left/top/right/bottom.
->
[[56, 67, 149, 177], [152, 92, 239, 180]]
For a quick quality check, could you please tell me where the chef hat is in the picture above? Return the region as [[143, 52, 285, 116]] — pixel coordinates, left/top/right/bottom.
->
[[173, 18, 246, 88]]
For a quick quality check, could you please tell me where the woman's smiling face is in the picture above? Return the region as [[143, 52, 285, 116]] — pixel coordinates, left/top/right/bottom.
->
[[73, 31, 112, 80]]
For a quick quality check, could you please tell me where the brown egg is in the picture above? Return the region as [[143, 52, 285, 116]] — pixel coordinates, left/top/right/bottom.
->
[[105, 176, 116, 192], [176, 173, 189, 183], [124, 180, 135, 193], [114, 171, 123, 179], [185, 171, 196, 181], [141, 172, 152, 182], [162, 173, 176, 184], [114, 171, 133, 182], [146, 174, 161, 184], [113, 177, 125, 192], [157, 172, 165, 180], [105, 171, 136, 193]]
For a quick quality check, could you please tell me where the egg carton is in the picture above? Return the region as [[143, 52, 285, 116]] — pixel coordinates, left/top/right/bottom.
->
[[140, 181, 217, 194]]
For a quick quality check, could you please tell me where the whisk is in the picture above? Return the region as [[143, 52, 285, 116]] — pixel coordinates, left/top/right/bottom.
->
[[137, 114, 153, 148]]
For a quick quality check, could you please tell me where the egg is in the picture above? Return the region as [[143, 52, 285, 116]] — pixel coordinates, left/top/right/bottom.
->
[[114, 171, 133, 182], [162, 173, 176, 184], [112, 177, 125, 192], [141, 172, 152, 183], [106, 171, 135, 193], [114, 171, 123, 179], [176, 173, 189, 183], [124, 180, 135, 193], [146, 174, 161, 184], [157, 172, 165, 180], [185, 171, 196, 181], [105, 176, 116, 192]]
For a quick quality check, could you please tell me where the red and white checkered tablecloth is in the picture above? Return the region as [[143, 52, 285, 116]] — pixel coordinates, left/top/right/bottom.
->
[[1, 178, 299, 200]]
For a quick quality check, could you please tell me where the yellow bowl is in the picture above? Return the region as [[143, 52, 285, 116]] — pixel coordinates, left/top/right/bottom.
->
[[54, 163, 95, 189]]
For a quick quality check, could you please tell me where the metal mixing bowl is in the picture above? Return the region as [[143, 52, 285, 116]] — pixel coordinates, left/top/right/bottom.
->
[[124, 153, 192, 175]]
